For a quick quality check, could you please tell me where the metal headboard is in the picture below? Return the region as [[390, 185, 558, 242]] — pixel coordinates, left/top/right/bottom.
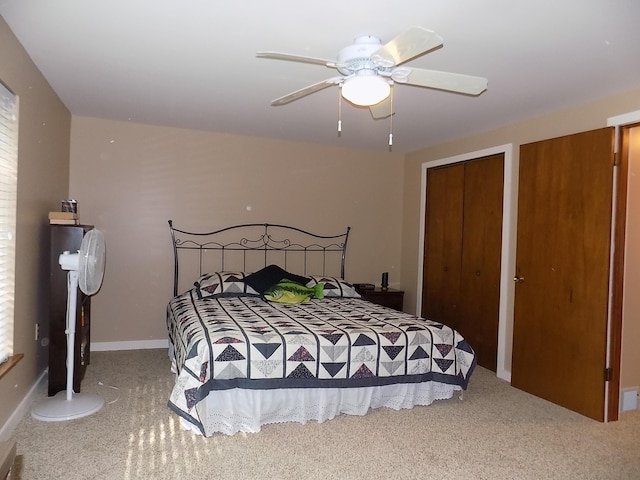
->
[[168, 220, 351, 296]]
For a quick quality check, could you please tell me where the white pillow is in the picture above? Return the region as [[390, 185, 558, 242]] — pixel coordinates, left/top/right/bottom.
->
[[306, 275, 361, 298]]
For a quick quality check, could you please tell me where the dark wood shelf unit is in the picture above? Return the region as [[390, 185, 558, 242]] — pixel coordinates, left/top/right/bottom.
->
[[48, 224, 93, 396]]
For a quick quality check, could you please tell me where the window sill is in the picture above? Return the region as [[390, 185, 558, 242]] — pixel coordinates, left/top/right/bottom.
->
[[0, 354, 24, 381]]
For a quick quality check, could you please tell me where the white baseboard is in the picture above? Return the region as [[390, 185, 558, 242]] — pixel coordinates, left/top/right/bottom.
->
[[0, 341, 168, 440], [0, 369, 47, 442], [497, 367, 511, 383], [91, 339, 169, 352]]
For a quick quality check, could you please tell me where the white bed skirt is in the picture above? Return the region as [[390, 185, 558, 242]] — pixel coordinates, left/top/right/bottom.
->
[[179, 378, 462, 436]]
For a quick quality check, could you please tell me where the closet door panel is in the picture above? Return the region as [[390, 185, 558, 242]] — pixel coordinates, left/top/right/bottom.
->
[[460, 155, 504, 370], [422, 164, 464, 326]]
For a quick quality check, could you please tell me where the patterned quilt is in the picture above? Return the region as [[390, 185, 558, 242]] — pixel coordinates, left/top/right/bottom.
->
[[166, 291, 476, 427]]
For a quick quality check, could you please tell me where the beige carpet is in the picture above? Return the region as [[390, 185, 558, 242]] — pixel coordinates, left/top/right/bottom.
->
[[8, 349, 640, 480]]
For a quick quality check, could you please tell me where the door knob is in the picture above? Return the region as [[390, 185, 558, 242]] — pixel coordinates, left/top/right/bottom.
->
[[513, 276, 525, 283]]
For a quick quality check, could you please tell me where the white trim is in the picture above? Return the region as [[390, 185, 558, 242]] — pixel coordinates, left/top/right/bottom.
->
[[417, 144, 515, 382], [605, 111, 640, 421], [91, 339, 169, 352], [604, 163, 619, 422], [0, 369, 47, 441], [608, 110, 640, 154], [607, 110, 640, 127]]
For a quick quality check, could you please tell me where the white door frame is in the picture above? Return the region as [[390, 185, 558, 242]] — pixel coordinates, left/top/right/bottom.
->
[[417, 144, 516, 381], [606, 110, 640, 420]]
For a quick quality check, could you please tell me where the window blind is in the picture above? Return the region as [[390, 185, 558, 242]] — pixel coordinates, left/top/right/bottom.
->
[[0, 81, 18, 365]]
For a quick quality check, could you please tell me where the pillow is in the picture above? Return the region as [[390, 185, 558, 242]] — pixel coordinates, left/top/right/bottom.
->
[[242, 265, 310, 294], [194, 271, 259, 299], [263, 280, 324, 304], [306, 275, 361, 298]]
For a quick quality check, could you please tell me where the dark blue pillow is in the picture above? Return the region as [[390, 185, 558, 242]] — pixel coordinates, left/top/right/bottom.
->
[[242, 265, 310, 294]]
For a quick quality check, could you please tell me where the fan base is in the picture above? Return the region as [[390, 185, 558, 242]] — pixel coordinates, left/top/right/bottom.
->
[[31, 391, 104, 422]]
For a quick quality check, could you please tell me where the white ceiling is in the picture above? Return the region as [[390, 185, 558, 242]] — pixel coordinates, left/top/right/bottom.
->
[[1, 0, 640, 153]]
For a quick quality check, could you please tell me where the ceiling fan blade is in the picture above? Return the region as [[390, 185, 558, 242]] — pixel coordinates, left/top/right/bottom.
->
[[371, 27, 443, 67], [257, 51, 338, 68], [396, 67, 488, 95], [369, 96, 394, 119], [271, 77, 342, 106]]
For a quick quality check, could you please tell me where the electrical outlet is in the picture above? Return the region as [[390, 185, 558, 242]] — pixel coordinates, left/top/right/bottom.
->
[[34, 323, 39, 341]]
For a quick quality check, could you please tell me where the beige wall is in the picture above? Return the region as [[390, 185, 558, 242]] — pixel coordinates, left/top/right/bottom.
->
[[0, 17, 71, 433], [69, 117, 404, 343], [401, 87, 640, 392]]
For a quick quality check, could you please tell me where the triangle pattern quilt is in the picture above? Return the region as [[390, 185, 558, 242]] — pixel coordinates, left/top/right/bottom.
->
[[167, 290, 477, 424]]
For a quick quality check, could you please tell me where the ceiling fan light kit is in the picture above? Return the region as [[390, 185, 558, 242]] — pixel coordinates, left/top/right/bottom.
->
[[341, 74, 390, 106], [257, 26, 488, 145]]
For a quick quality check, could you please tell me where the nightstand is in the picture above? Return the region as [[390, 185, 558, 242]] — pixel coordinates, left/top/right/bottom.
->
[[357, 287, 404, 312]]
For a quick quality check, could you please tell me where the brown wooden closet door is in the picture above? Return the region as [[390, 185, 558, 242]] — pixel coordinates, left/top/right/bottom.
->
[[460, 155, 504, 371], [511, 127, 614, 421], [422, 155, 503, 371], [422, 164, 464, 328]]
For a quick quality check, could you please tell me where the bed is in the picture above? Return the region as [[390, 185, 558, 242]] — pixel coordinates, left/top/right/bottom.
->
[[166, 221, 476, 436]]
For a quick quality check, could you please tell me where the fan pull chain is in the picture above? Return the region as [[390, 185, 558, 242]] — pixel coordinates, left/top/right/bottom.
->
[[337, 86, 342, 136], [388, 84, 394, 149]]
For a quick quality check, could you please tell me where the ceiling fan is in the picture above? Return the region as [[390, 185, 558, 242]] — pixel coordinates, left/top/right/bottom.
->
[[257, 26, 488, 119]]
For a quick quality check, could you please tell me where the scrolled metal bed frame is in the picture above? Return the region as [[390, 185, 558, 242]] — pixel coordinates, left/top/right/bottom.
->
[[168, 220, 351, 296]]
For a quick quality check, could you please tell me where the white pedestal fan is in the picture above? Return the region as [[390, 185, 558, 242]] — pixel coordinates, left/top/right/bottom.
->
[[32, 228, 106, 422]]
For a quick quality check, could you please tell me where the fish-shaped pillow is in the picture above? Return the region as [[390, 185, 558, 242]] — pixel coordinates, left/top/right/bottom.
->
[[263, 280, 324, 304]]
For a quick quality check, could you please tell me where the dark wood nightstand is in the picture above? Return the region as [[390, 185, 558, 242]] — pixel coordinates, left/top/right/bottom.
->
[[357, 287, 404, 312]]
